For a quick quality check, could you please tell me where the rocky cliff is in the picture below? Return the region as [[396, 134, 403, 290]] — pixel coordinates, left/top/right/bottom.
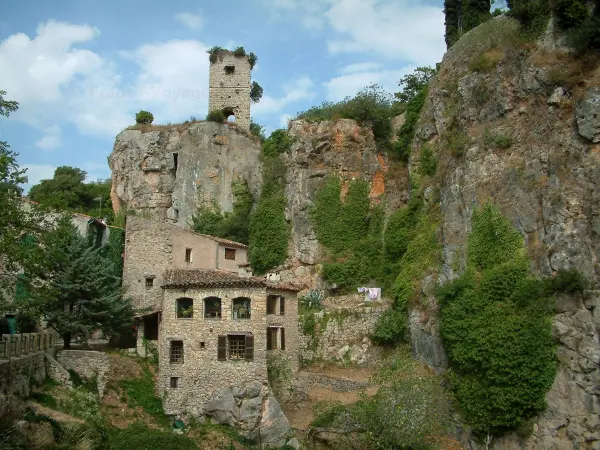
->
[[410, 16, 599, 449], [109, 122, 263, 227]]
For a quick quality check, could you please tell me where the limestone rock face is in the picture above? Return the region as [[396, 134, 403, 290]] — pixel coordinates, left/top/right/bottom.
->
[[282, 119, 407, 273], [108, 122, 263, 227], [203, 382, 291, 447], [410, 16, 600, 449]]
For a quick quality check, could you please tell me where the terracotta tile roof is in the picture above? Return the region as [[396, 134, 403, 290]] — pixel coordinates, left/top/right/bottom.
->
[[163, 269, 301, 292], [195, 234, 248, 249]]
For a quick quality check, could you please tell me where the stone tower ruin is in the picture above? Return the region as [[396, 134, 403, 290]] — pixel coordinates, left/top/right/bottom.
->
[[208, 49, 252, 130]]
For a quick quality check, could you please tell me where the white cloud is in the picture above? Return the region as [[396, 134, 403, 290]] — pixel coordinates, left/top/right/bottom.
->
[[279, 113, 292, 128], [0, 21, 212, 143], [174, 12, 204, 30], [324, 64, 415, 102], [35, 125, 62, 150], [21, 163, 56, 193], [339, 62, 382, 74], [262, 0, 445, 66], [253, 76, 315, 115]]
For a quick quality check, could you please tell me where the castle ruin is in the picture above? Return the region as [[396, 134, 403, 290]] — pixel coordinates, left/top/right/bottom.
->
[[208, 50, 252, 130]]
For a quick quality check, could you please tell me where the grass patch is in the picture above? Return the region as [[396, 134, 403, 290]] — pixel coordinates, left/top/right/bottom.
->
[[108, 423, 196, 449], [117, 362, 170, 428], [483, 128, 514, 149], [469, 48, 504, 72]]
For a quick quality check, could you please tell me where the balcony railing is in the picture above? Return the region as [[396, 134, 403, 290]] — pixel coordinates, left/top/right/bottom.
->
[[0, 331, 61, 361]]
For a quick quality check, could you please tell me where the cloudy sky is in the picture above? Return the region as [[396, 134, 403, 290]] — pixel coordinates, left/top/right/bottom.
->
[[0, 0, 446, 191]]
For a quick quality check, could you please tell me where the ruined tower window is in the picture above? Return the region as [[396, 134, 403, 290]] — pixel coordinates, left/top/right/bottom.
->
[[170, 341, 183, 364], [204, 297, 222, 319], [176, 298, 193, 318], [185, 248, 192, 263], [225, 248, 236, 260], [224, 65, 235, 75], [267, 327, 286, 351], [172, 152, 178, 171], [199, 341, 205, 349], [232, 297, 251, 320], [170, 377, 179, 388], [145, 277, 154, 288]]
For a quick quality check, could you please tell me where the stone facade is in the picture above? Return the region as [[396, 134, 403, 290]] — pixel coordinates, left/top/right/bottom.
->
[[208, 50, 251, 129], [57, 350, 110, 397], [158, 284, 298, 416], [299, 296, 390, 366], [122, 215, 248, 311]]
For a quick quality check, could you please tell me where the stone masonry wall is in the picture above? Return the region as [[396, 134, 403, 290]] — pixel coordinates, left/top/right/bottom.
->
[[57, 350, 110, 398], [0, 353, 46, 400], [158, 286, 298, 416], [299, 302, 390, 366], [208, 51, 251, 129]]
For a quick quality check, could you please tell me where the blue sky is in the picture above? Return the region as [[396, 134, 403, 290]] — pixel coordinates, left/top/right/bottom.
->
[[0, 0, 446, 192]]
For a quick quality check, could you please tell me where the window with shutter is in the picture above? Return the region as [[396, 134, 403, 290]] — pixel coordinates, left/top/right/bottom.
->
[[217, 335, 227, 361], [266, 328, 273, 350], [281, 328, 285, 350], [245, 334, 254, 361], [279, 296, 285, 315]]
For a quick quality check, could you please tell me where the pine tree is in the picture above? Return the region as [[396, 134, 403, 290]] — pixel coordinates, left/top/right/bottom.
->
[[34, 215, 135, 349]]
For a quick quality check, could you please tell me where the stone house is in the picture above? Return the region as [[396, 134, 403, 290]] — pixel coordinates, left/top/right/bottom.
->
[[122, 215, 300, 415]]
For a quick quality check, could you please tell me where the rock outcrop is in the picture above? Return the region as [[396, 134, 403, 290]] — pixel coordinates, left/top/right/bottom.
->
[[108, 122, 263, 227], [202, 381, 292, 447], [410, 16, 600, 449]]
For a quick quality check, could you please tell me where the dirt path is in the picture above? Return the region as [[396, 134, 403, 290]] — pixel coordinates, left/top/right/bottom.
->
[[27, 402, 84, 424]]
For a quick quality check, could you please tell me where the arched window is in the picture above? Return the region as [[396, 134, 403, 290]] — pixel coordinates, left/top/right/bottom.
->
[[204, 297, 222, 319], [232, 297, 251, 320], [176, 298, 193, 318]]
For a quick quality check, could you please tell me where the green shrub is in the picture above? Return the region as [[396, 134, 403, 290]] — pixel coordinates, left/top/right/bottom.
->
[[232, 46, 246, 57], [394, 87, 429, 161], [484, 128, 514, 149], [554, 0, 589, 29], [118, 364, 170, 427], [108, 423, 196, 449], [249, 120, 266, 141], [418, 144, 437, 176], [439, 204, 559, 437], [566, 15, 600, 53], [297, 84, 394, 149], [262, 129, 293, 158], [446, 127, 471, 157], [250, 81, 263, 103], [247, 52, 258, 69], [206, 109, 226, 123], [135, 110, 154, 124], [469, 50, 502, 72], [372, 307, 407, 344], [507, 0, 551, 35], [207, 46, 224, 63]]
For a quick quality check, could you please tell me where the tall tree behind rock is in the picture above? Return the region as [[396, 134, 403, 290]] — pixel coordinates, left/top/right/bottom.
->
[[31, 215, 135, 349], [445, 0, 491, 48]]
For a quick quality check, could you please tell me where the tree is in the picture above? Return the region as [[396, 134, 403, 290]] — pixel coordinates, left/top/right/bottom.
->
[[28, 168, 113, 221], [0, 90, 45, 299], [135, 110, 154, 124], [394, 67, 437, 105], [250, 81, 263, 103], [33, 215, 135, 349], [444, 0, 491, 48]]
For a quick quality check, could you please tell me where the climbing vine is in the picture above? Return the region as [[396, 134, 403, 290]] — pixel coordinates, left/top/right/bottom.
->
[[248, 131, 291, 274], [437, 204, 571, 437], [106, 227, 125, 279]]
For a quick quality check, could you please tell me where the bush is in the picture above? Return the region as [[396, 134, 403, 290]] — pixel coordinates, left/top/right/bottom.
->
[[247, 52, 258, 69], [207, 46, 224, 63], [249, 120, 266, 141], [439, 204, 558, 437], [419, 144, 437, 176], [262, 129, 293, 158], [484, 128, 514, 149], [394, 87, 429, 161], [232, 46, 246, 57], [206, 109, 225, 123], [135, 110, 154, 124], [372, 307, 407, 344], [297, 84, 394, 149], [554, 0, 589, 29], [566, 15, 600, 53], [108, 423, 196, 449]]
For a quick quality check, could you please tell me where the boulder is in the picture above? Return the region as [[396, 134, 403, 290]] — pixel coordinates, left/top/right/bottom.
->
[[576, 87, 600, 143]]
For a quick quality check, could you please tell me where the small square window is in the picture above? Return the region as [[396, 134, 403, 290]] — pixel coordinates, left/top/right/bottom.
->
[[224, 248, 236, 260], [170, 377, 179, 388], [185, 248, 192, 263], [200, 341, 205, 349], [145, 277, 154, 288], [224, 65, 235, 74]]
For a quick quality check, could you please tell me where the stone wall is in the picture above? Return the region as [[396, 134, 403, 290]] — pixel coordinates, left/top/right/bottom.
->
[[122, 216, 248, 311], [208, 51, 252, 130], [57, 350, 110, 397], [158, 286, 298, 416], [299, 299, 390, 366], [0, 353, 46, 400], [109, 121, 262, 226], [44, 353, 72, 388]]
